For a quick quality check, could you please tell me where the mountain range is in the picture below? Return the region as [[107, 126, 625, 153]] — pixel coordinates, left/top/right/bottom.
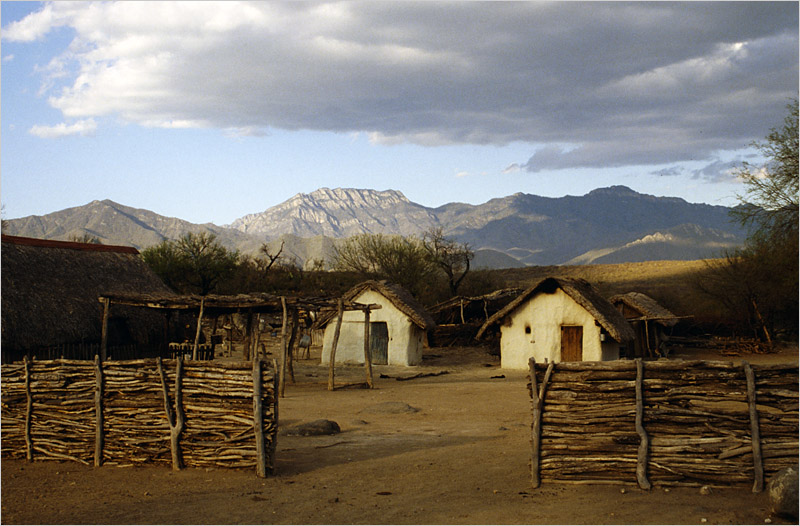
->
[[3, 186, 745, 268]]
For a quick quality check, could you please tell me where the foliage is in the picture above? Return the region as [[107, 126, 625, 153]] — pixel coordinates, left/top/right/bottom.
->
[[698, 99, 799, 340], [69, 233, 102, 244], [142, 233, 239, 295], [331, 233, 437, 298]]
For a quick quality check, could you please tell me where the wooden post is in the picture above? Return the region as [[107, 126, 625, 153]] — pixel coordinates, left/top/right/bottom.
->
[[157, 356, 185, 471], [243, 311, 253, 361], [530, 358, 554, 488], [459, 299, 465, 324], [279, 297, 288, 398], [252, 358, 267, 478], [743, 361, 764, 492], [100, 297, 110, 362], [252, 314, 262, 359], [94, 355, 104, 467], [363, 308, 374, 388], [268, 358, 279, 475], [634, 358, 651, 489], [192, 297, 205, 360], [327, 298, 344, 391], [287, 307, 299, 384], [23, 356, 33, 462]]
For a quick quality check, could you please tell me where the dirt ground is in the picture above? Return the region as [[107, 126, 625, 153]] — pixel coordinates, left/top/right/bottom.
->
[[2, 343, 797, 525]]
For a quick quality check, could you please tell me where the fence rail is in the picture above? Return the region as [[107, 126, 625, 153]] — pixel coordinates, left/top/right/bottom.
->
[[528, 358, 798, 490], [1, 357, 278, 477]]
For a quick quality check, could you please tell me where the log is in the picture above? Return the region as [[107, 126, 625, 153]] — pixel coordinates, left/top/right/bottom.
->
[[252, 358, 267, 478], [530, 358, 554, 489]]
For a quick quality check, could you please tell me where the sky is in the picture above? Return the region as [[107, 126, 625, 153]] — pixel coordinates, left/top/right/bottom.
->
[[2, 1, 798, 226]]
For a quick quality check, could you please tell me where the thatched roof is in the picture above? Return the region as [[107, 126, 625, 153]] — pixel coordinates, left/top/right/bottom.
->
[[1, 235, 173, 351], [315, 280, 436, 330], [609, 292, 680, 327], [475, 277, 635, 342]]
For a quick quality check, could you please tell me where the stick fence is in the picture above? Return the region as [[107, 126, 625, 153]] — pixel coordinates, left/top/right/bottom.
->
[[1, 357, 278, 477], [528, 358, 798, 490]]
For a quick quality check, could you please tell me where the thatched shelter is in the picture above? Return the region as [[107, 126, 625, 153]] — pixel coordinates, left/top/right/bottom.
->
[[316, 280, 436, 366], [1, 235, 174, 362], [476, 277, 635, 369], [610, 292, 682, 358]]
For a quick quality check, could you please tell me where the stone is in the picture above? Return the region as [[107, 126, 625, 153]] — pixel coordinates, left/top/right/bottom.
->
[[282, 419, 341, 436], [767, 465, 798, 520], [359, 401, 420, 414]]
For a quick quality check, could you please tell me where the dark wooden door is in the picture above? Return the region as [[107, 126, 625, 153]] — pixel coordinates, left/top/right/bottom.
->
[[370, 322, 389, 365], [561, 325, 583, 362]]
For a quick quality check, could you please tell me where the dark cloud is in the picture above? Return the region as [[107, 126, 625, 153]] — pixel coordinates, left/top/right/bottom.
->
[[5, 1, 798, 171]]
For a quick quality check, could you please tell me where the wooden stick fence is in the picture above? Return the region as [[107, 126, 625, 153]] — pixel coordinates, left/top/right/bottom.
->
[[528, 358, 798, 490], [1, 357, 278, 477]]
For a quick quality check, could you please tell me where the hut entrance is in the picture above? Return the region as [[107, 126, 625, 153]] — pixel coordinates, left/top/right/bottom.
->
[[560, 325, 583, 362], [370, 322, 389, 365]]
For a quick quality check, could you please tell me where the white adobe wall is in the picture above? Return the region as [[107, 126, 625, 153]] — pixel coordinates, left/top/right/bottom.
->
[[500, 288, 620, 370], [320, 289, 424, 366]]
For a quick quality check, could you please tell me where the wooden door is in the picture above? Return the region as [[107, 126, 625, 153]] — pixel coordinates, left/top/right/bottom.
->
[[560, 325, 583, 362], [370, 322, 389, 365]]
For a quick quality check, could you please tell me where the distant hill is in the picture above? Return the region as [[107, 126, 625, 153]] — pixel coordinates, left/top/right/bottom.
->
[[4, 186, 745, 268]]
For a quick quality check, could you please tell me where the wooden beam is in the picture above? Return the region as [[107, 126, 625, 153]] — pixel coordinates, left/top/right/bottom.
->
[[99, 297, 110, 362]]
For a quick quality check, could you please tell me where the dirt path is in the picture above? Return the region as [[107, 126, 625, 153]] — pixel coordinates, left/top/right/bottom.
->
[[2, 345, 796, 524]]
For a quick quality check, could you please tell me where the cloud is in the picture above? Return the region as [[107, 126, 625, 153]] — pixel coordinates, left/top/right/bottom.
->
[[502, 163, 521, 175], [2, 54, 14, 63], [29, 119, 97, 138], [5, 1, 798, 171], [691, 160, 742, 183]]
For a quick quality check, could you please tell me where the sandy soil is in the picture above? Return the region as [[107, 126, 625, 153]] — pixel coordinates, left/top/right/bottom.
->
[[2, 344, 797, 525]]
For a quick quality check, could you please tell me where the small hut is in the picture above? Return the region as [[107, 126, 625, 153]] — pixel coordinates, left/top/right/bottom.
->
[[610, 292, 681, 358], [1, 235, 174, 362], [317, 280, 436, 366], [476, 277, 634, 369]]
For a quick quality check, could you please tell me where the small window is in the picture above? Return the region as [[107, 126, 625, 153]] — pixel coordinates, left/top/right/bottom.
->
[[524, 324, 531, 334]]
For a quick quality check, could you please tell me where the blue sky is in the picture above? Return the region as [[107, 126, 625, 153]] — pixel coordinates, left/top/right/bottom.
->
[[2, 1, 797, 226]]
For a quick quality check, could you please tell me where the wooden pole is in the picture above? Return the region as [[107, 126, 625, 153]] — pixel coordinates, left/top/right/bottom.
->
[[287, 307, 299, 384], [157, 356, 185, 471], [243, 311, 253, 361], [269, 358, 279, 475], [94, 355, 104, 467], [743, 361, 764, 492], [279, 297, 288, 398], [99, 297, 110, 362], [363, 308, 374, 388], [530, 358, 554, 488], [634, 358, 651, 490], [253, 358, 267, 478], [192, 297, 205, 360], [327, 298, 344, 391], [23, 356, 33, 462], [252, 314, 262, 359]]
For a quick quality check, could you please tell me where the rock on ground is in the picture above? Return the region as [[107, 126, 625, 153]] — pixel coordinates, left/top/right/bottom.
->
[[767, 465, 798, 520], [281, 419, 341, 436]]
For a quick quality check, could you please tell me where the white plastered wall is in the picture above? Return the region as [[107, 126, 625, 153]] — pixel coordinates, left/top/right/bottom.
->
[[500, 288, 620, 370], [320, 289, 424, 366]]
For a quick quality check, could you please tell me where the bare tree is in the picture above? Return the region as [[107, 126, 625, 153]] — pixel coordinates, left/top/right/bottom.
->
[[422, 227, 474, 296]]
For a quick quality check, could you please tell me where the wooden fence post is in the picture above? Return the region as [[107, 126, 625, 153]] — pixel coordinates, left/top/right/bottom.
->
[[743, 361, 764, 492], [530, 358, 554, 488], [192, 297, 205, 360], [253, 358, 267, 478], [634, 358, 651, 489], [327, 298, 344, 391], [279, 297, 288, 398], [94, 355, 104, 467], [100, 298, 110, 361], [23, 356, 33, 462], [157, 356, 185, 471]]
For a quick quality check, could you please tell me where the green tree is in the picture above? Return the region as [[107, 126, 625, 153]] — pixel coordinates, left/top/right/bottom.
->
[[332, 233, 437, 297], [422, 226, 474, 296], [142, 232, 239, 295]]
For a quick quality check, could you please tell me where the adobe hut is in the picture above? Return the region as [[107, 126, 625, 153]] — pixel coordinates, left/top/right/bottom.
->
[[610, 292, 681, 358], [1, 235, 174, 362], [476, 277, 635, 369], [317, 280, 436, 366]]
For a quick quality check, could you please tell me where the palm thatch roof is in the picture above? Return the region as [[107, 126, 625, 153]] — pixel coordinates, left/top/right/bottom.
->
[[315, 280, 436, 330], [609, 292, 680, 327], [475, 277, 635, 342], [1, 235, 173, 352]]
